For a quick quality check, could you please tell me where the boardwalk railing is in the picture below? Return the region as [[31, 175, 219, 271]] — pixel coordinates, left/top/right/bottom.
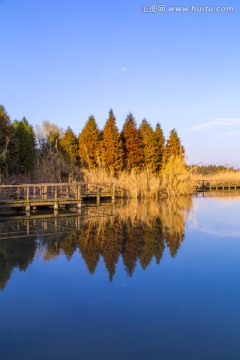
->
[[194, 180, 240, 192], [0, 182, 121, 214]]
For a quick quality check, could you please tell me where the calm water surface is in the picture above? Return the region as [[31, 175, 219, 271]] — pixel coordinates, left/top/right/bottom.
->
[[0, 196, 240, 360]]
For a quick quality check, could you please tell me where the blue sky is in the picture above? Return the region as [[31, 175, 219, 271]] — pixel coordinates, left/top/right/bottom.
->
[[0, 0, 239, 167]]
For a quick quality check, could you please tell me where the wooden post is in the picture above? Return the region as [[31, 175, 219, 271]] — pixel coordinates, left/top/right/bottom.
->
[[44, 185, 47, 200], [26, 186, 29, 201], [25, 186, 30, 215], [43, 220, 47, 231], [76, 184, 82, 212], [75, 183, 80, 200], [112, 183, 115, 202], [54, 186, 57, 200], [97, 185, 100, 204], [26, 187, 30, 215], [77, 184, 82, 207], [54, 201, 58, 215]]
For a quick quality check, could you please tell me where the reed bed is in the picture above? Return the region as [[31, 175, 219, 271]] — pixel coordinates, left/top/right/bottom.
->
[[193, 170, 240, 182], [161, 156, 195, 197], [82, 156, 194, 198]]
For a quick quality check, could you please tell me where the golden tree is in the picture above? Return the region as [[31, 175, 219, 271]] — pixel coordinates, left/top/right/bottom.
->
[[102, 109, 124, 175], [155, 122, 166, 170], [139, 119, 163, 173], [79, 116, 101, 169], [166, 129, 185, 160], [121, 113, 143, 171]]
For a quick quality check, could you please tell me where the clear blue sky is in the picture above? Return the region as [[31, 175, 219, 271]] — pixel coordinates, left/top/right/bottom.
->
[[0, 0, 239, 167]]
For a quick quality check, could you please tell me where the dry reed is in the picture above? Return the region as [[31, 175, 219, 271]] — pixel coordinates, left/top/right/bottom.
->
[[82, 156, 194, 198], [193, 170, 240, 182]]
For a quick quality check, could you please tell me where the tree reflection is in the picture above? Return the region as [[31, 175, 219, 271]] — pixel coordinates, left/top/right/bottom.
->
[[0, 197, 192, 289], [0, 235, 37, 290]]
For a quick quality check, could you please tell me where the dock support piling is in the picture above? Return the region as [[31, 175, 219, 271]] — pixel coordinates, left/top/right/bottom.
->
[[97, 185, 100, 204], [112, 184, 115, 201], [77, 202, 82, 214], [26, 204, 31, 216]]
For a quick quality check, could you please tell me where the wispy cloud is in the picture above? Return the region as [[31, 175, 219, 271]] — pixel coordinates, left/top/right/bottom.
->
[[190, 224, 240, 238], [121, 67, 127, 72], [189, 220, 240, 238], [216, 129, 240, 138], [100, 78, 106, 82], [188, 118, 240, 132]]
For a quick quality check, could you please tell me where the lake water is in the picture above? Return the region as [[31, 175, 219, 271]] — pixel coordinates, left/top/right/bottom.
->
[[1, 195, 240, 360]]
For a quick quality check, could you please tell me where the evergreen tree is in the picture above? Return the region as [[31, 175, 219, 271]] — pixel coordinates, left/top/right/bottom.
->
[[79, 116, 101, 169], [139, 119, 162, 173], [0, 105, 19, 179], [13, 117, 36, 174], [102, 109, 124, 175], [121, 113, 143, 171], [0, 106, 11, 162], [60, 127, 79, 164], [166, 129, 185, 160], [155, 123, 166, 170]]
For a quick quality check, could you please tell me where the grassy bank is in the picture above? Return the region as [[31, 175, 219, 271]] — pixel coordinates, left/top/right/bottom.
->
[[83, 156, 194, 198]]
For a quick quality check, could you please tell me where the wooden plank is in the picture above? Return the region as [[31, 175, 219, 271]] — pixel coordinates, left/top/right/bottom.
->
[[0, 182, 120, 214]]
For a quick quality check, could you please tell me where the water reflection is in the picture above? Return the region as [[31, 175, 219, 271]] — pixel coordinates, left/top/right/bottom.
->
[[0, 198, 192, 289], [189, 195, 240, 238]]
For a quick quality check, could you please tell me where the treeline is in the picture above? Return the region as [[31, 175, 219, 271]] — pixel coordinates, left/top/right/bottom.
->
[[190, 164, 238, 175], [0, 105, 185, 183]]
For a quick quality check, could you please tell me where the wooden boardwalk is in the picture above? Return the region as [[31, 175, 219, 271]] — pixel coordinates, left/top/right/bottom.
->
[[0, 182, 121, 215], [194, 180, 240, 192]]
